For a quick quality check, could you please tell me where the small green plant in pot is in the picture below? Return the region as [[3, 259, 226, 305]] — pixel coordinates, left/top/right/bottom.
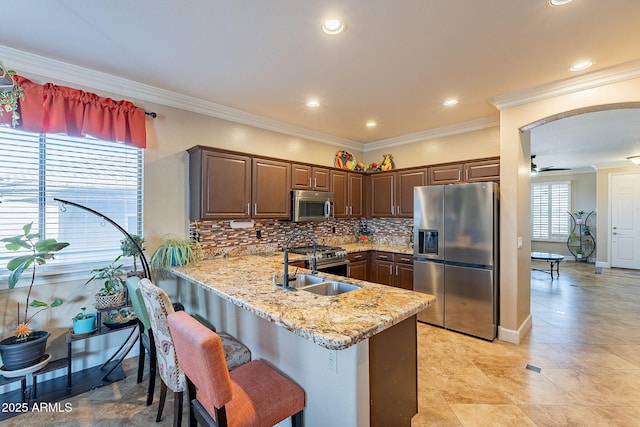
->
[[120, 234, 145, 277], [150, 235, 203, 278], [85, 255, 126, 309], [0, 222, 68, 370], [72, 307, 97, 334]]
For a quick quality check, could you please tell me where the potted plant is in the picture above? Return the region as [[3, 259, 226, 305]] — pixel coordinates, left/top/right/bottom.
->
[[574, 210, 586, 225], [0, 67, 24, 127], [72, 307, 97, 335], [120, 234, 145, 277], [150, 235, 203, 278], [576, 249, 584, 259], [85, 255, 126, 309], [0, 223, 68, 370]]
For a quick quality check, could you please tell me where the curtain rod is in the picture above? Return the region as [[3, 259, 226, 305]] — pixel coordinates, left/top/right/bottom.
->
[[145, 111, 157, 118]]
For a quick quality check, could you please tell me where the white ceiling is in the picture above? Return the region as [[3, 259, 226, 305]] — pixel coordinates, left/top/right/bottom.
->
[[1, 0, 640, 168]]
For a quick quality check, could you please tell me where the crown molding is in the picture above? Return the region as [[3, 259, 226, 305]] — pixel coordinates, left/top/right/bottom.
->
[[492, 59, 640, 110], [0, 45, 364, 152], [363, 116, 500, 152]]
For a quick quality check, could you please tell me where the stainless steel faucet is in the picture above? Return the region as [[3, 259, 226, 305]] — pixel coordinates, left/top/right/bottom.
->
[[283, 231, 317, 289]]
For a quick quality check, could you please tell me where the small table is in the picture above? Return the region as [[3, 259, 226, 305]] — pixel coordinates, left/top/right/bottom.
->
[[531, 252, 564, 279]]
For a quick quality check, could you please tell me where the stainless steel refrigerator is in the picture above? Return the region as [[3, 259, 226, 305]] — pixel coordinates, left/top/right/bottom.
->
[[413, 182, 499, 340]]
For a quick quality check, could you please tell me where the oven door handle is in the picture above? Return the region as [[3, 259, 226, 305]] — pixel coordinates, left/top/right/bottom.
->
[[315, 259, 350, 270]]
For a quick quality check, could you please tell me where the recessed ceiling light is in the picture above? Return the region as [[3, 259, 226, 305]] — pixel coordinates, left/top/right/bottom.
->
[[443, 99, 458, 107], [365, 121, 377, 128], [322, 19, 346, 35], [569, 60, 594, 72], [306, 99, 320, 108], [548, 0, 573, 6]]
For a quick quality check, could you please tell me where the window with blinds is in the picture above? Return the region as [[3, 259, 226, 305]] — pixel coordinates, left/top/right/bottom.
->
[[531, 181, 570, 241], [0, 127, 143, 281]]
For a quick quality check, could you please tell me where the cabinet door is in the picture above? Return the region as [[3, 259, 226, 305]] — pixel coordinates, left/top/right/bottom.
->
[[291, 163, 312, 189], [348, 172, 363, 217], [370, 173, 395, 217], [252, 158, 291, 219], [332, 170, 348, 218], [189, 149, 251, 220], [430, 164, 463, 185], [395, 262, 414, 290], [312, 167, 331, 191], [371, 252, 394, 285], [349, 261, 368, 281], [464, 159, 500, 182], [396, 169, 427, 218]]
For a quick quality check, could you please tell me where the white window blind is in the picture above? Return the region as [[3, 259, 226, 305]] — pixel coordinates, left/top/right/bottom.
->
[[0, 127, 143, 278], [532, 181, 570, 241]]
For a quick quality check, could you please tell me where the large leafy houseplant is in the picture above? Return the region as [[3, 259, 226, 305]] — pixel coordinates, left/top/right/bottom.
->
[[150, 235, 202, 278], [0, 223, 68, 370], [2, 223, 68, 340]]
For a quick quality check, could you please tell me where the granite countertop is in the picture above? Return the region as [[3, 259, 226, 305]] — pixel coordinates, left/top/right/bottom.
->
[[172, 246, 432, 350]]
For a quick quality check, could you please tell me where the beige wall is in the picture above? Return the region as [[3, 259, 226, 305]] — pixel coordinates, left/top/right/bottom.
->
[[499, 77, 640, 342], [363, 127, 500, 169]]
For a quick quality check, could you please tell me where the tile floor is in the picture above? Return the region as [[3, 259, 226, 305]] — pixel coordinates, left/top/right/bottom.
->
[[6, 261, 640, 426], [413, 261, 640, 426]]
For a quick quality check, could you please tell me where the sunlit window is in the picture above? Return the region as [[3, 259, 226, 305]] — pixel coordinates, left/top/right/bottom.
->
[[0, 127, 143, 280], [531, 181, 570, 241]]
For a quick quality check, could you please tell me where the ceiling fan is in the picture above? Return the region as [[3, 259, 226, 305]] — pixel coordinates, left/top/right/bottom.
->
[[531, 155, 570, 174]]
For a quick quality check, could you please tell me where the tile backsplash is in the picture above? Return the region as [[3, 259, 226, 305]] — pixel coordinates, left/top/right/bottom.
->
[[190, 217, 413, 258]]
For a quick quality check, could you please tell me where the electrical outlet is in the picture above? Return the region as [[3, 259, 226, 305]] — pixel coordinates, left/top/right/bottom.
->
[[327, 349, 337, 374], [256, 229, 261, 239]]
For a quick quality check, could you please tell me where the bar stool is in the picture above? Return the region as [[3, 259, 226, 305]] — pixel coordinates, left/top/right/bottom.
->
[[125, 276, 157, 406], [138, 279, 251, 427], [168, 310, 305, 427]]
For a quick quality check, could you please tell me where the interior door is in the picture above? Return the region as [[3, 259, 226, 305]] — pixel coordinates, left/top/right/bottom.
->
[[611, 173, 640, 269]]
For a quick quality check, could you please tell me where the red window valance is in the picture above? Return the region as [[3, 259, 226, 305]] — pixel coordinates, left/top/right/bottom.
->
[[0, 75, 147, 149]]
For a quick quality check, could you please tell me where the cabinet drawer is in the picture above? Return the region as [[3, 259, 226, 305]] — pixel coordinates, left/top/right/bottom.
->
[[348, 252, 368, 262], [374, 252, 394, 261], [395, 254, 413, 264]]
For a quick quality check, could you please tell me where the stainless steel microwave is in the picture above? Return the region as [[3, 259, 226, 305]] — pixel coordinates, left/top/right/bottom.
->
[[291, 190, 334, 222]]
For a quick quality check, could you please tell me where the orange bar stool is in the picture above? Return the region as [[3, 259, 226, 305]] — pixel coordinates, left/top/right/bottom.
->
[[168, 310, 305, 427], [138, 279, 251, 427]]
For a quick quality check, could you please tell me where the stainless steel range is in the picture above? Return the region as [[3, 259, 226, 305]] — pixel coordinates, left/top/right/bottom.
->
[[288, 245, 349, 276]]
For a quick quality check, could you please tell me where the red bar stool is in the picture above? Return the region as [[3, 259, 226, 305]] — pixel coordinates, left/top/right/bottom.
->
[[168, 310, 305, 427]]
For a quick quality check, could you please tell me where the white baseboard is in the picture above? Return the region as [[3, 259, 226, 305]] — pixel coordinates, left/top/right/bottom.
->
[[595, 261, 610, 269], [498, 314, 532, 344]]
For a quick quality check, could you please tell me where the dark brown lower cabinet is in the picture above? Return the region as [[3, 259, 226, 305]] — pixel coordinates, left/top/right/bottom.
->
[[369, 315, 417, 426], [348, 252, 368, 280]]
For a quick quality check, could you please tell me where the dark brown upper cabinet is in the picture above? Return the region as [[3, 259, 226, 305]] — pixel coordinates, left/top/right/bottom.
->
[[189, 148, 252, 220], [291, 164, 331, 191], [370, 169, 427, 218], [464, 159, 500, 182], [332, 170, 363, 218], [252, 158, 291, 219]]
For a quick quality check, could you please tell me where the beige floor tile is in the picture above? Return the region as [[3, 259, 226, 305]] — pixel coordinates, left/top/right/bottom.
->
[[518, 404, 611, 427], [589, 406, 640, 427], [428, 367, 512, 404], [449, 403, 537, 427], [482, 366, 575, 405], [541, 368, 640, 406], [412, 404, 462, 426]]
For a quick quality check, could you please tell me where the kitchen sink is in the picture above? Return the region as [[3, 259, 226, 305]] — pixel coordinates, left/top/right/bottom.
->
[[298, 281, 361, 296], [273, 273, 361, 295]]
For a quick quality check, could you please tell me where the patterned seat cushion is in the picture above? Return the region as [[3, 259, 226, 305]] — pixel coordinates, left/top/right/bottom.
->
[[137, 278, 251, 392]]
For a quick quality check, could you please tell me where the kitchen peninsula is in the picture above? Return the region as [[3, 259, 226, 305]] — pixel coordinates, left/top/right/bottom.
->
[[172, 252, 433, 427]]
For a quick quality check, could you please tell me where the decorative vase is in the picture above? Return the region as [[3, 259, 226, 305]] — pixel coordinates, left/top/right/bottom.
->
[[0, 331, 50, 371], [73, 314, 97, 334]]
